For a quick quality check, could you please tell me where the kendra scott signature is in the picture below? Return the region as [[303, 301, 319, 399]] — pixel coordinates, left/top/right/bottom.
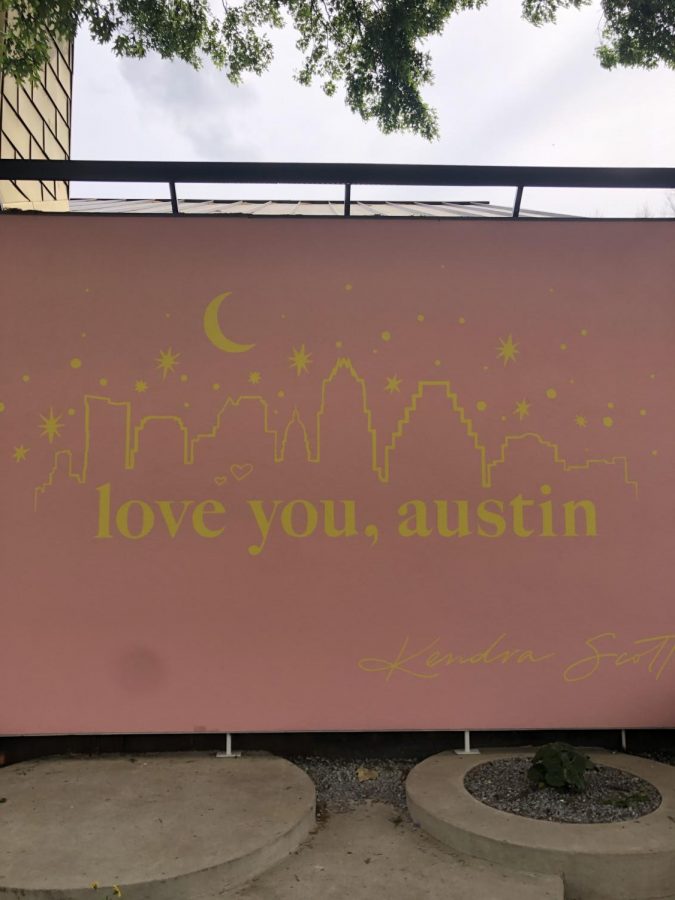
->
[[359, 632, 675, 684], [358, 634, 554, 682]]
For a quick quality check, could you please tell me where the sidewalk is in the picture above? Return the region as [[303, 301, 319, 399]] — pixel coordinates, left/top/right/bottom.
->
[[231, 802, 563, 900]]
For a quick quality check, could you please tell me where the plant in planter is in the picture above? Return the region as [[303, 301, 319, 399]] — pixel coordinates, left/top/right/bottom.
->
[[527, 742, 594, 793]]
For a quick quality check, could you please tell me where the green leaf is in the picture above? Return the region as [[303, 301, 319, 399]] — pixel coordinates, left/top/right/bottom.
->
[[527, 743, 591, 793], [2, 0, 671, 139]]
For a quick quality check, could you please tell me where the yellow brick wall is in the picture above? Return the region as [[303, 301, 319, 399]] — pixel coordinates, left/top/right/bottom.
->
[[0, 12, 72, 211]]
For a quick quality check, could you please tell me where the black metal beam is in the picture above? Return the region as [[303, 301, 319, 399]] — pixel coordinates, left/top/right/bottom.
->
[[0, 160, 674, 189], [169, 181, 179, 214]]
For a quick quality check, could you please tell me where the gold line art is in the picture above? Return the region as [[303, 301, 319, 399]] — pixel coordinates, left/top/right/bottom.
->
[[191, 394, 281, 462], [488, 434, 638, 499], [33, 358, 638, 510], [34, 448, 84, 508], [379, 378, 486, 485], [312, 359, 379, 474], [130, 415, 190, 469], [280, 408, 312, 462]]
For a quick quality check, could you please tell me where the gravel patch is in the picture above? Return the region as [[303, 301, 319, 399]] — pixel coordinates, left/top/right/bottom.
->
[[291, 756, 418, 819], [464, 757, 661, 823]]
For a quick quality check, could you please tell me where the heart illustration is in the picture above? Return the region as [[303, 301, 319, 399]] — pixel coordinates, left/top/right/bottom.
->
[[230, 463, 254, 482], [213, 475, 228, 486]]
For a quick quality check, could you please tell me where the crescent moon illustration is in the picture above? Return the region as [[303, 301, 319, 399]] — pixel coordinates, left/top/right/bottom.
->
[[203, 292, 255, 354]]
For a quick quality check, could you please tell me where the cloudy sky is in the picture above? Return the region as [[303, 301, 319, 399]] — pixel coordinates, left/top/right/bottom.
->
[[71, 0, 674, 217]]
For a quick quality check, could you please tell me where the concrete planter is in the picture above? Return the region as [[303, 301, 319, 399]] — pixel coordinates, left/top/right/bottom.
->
[[407, 749, 675, 900]]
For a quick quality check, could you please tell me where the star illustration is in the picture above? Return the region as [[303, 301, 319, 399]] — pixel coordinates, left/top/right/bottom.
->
[[513, 399, 531, 421], [248, 371, 262, 385], [575, 415, 588, 428], [38, 407, 64, 443], [289, 344, 312, 376], [13, 445, 29, 462], [134, 380, 148, 393], [497, 334, 519, 366], [155, 347, 181, 380], [385, 375, 402, 394]]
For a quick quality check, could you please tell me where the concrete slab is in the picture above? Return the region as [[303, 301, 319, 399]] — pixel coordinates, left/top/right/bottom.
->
[[407, 749, 675, 900], [230, 802, 564, 900], [0, 753, 315, 899]]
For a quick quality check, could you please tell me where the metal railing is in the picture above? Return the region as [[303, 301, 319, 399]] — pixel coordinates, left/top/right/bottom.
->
[[1, 160, 674, 217]]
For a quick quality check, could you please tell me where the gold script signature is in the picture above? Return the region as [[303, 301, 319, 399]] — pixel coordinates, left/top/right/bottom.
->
[[562, 632, 675, 683], [358, 632, 675, 683], [358, 634, 554, 682]]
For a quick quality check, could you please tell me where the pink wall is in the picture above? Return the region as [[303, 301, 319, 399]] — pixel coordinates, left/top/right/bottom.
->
[[1, 216, 674, 734]]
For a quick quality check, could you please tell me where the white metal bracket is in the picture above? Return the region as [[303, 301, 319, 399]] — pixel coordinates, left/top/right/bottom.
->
[[216, 733, 241, 758], [454, 729, 480, 755]]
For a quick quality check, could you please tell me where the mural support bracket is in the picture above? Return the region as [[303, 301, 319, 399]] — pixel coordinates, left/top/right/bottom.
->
[[169, 181, 179, 215], [216, 733, 241, 759], [454, 729, 480, 755]]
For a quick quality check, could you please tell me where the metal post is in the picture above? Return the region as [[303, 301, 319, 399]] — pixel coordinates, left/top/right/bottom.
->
[[512, 185, 524, 218], [621, 729, 627, 752], [455, 729, 480, 755], [344, 183, 351, 217], [169, 181, 179, 215], [215, 732, 241, 758]]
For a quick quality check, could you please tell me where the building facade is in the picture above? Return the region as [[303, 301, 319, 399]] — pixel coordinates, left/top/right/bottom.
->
[[0, 10, 72, 210]]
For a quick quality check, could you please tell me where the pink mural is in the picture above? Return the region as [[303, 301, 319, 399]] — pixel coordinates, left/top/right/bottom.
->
[[1, 216, 674, 734]]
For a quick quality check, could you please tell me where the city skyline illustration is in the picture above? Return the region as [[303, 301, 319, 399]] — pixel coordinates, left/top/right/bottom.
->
[[33, 356, 639, 510]]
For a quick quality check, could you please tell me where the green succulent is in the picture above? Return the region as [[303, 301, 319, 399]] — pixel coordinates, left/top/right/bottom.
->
[[527, 742, 593, 793]]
